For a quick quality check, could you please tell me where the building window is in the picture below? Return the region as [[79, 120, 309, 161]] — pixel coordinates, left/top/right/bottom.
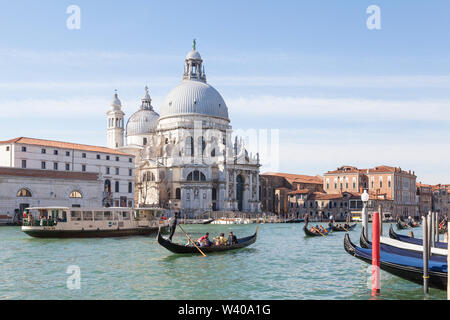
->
[[187, 170, 206, 181], [106, 167, 110, 175], [82, 164, 86, 172], [129, 169, 132, 176], [106, 155, 110, 160], [17, 188, 32, 197], [96, 154, 100, 160], [116, 156, 119, 161], [41, 161, 46, 169], [66, 151, 70, 156], [129, 158, 132, 163], [82, 153, 86, 158], [21, 146, 27, 152], [53, 162, 58, 170], [21, 160, 26, 168], [128, 182, 133, 194], [65, 163, 70, 171], [143, 138, 147, 145], [53, 150, 58, 155], [41, 149, 46, 154], [115, 181, 120, 192], [176, 188, 181, 199], [115, 168, 119, 175], [143, 172, 155, 181], [6, 146, 9, 151], [69, 190, 82, 198]]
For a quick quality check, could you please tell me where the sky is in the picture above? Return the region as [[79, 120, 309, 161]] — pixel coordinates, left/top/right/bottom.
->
[[0, 0, 449, 183]]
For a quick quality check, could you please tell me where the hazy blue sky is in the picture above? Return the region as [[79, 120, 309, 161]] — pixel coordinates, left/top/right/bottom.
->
[[0, 1, 449, 183]]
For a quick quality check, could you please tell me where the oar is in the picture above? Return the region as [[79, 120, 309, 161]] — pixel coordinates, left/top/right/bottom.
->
[[178, 224, 207, 257], [312, 227, 326, 237]]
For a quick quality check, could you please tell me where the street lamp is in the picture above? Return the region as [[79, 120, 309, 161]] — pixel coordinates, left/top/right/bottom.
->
[[361, 189, 369, 238]]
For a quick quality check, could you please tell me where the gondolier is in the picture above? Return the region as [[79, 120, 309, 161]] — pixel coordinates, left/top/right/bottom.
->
[[168, 212, 178, 241]]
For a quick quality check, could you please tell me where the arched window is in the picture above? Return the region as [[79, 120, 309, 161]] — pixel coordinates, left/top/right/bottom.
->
[[186, 170, 206, 181], [175, 188, 181, 200], [17, 188, 32, 197], [185, 137, 194, 156], [69, 190, 82, 198], [197, 136, 206, 155]]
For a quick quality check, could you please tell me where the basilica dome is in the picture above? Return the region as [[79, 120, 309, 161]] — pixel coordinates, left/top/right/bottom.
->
[[159, 45, 229, 121], [160, 80, 229, 121], [126, 87, 160, 137]]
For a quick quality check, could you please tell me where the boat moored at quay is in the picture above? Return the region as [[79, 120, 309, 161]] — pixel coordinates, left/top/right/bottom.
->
[[21, 207, 169, 238]]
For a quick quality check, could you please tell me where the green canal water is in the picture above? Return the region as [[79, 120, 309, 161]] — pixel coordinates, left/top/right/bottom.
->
[[0, 223, 446, 300]]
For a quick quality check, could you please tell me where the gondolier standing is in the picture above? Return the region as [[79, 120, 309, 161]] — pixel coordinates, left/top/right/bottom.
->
[[168, 212, 178, 241]]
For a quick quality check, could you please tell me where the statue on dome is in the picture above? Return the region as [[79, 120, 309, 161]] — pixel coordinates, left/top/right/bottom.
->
[[192, 39, 196, 51]]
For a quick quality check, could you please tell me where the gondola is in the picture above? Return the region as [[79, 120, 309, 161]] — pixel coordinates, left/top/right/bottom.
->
[[396, 219, 409, 230], [329, 223, 357, 232], [408, 220, 420, 228], [303, 225, 332, 237], [359, 229, 447, 262], [157, 228, 257, 254], [389, 225, 448, 249], [344, 234, 447, 290], [285, 218, 305, 223], [201, 218, 215, 224]]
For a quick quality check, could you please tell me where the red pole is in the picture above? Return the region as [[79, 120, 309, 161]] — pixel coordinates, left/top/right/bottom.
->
[[372, 211, 380, 296]]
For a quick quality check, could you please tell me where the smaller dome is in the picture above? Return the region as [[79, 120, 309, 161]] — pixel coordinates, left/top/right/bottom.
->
[[186, 50, 202, 60], [126, 109, 159, 136], [110, 90, 122, 110]]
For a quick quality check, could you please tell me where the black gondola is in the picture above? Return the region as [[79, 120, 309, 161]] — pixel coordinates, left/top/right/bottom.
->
[[157, 228, 257, 254], [396, 219, 409, 230], [359, 229, 447, 262], [285, 218, 305, 223], [344, 234, 447, 290], [329, 223, 357, 232], [389, 225, 448, 249], [303, 225, 332, 237]]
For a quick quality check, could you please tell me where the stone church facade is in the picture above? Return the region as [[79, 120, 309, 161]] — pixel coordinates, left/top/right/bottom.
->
[[107, 43, 261, 216]]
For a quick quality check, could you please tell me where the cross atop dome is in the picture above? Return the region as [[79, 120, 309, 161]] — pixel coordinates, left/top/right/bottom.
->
[[183, 40, 206, 83]]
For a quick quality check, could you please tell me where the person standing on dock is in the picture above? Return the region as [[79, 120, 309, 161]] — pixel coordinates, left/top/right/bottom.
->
[[168, 212, 179, 241]]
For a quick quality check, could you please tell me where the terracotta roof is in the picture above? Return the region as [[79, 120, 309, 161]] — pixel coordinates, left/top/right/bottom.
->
[[0, 137, 133, 157], [313, 193, 344, 200], [325, 165, 415, 176], [287, 189, 310, 195], [261, 172, 323, 184], [417, 183, 432, 188], [0, 167, 99, 181]]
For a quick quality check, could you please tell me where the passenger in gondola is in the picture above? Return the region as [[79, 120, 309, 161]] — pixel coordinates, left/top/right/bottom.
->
[[227, 232, 238, 245], [213, 233, 227, 246], [199, 232, 212, 247]]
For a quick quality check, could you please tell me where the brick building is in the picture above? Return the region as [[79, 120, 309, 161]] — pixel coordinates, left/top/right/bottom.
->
[[324, 165, 417, 218], [259, 172, 323, 216]]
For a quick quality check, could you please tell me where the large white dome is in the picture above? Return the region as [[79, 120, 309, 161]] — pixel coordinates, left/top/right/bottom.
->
[[159, 80, 229, 121]]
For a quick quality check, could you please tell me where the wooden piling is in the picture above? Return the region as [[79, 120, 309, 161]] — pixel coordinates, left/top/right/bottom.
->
[[431, 212, 436, 247], [422, 215, 429, 294], [371, 211, 380, 296]]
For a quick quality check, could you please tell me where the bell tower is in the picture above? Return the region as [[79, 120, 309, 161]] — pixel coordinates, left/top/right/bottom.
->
[[106, 90, 125, 149]]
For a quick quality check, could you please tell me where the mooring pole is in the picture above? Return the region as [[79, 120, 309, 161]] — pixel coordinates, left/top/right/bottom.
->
[[431, 212, 436, 247], [378, 205, 383, 236], [447, 209, 450, 300], [422, 215, 429, 294], [372, 211, 380, 296], [435, 212, 439, 243]]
